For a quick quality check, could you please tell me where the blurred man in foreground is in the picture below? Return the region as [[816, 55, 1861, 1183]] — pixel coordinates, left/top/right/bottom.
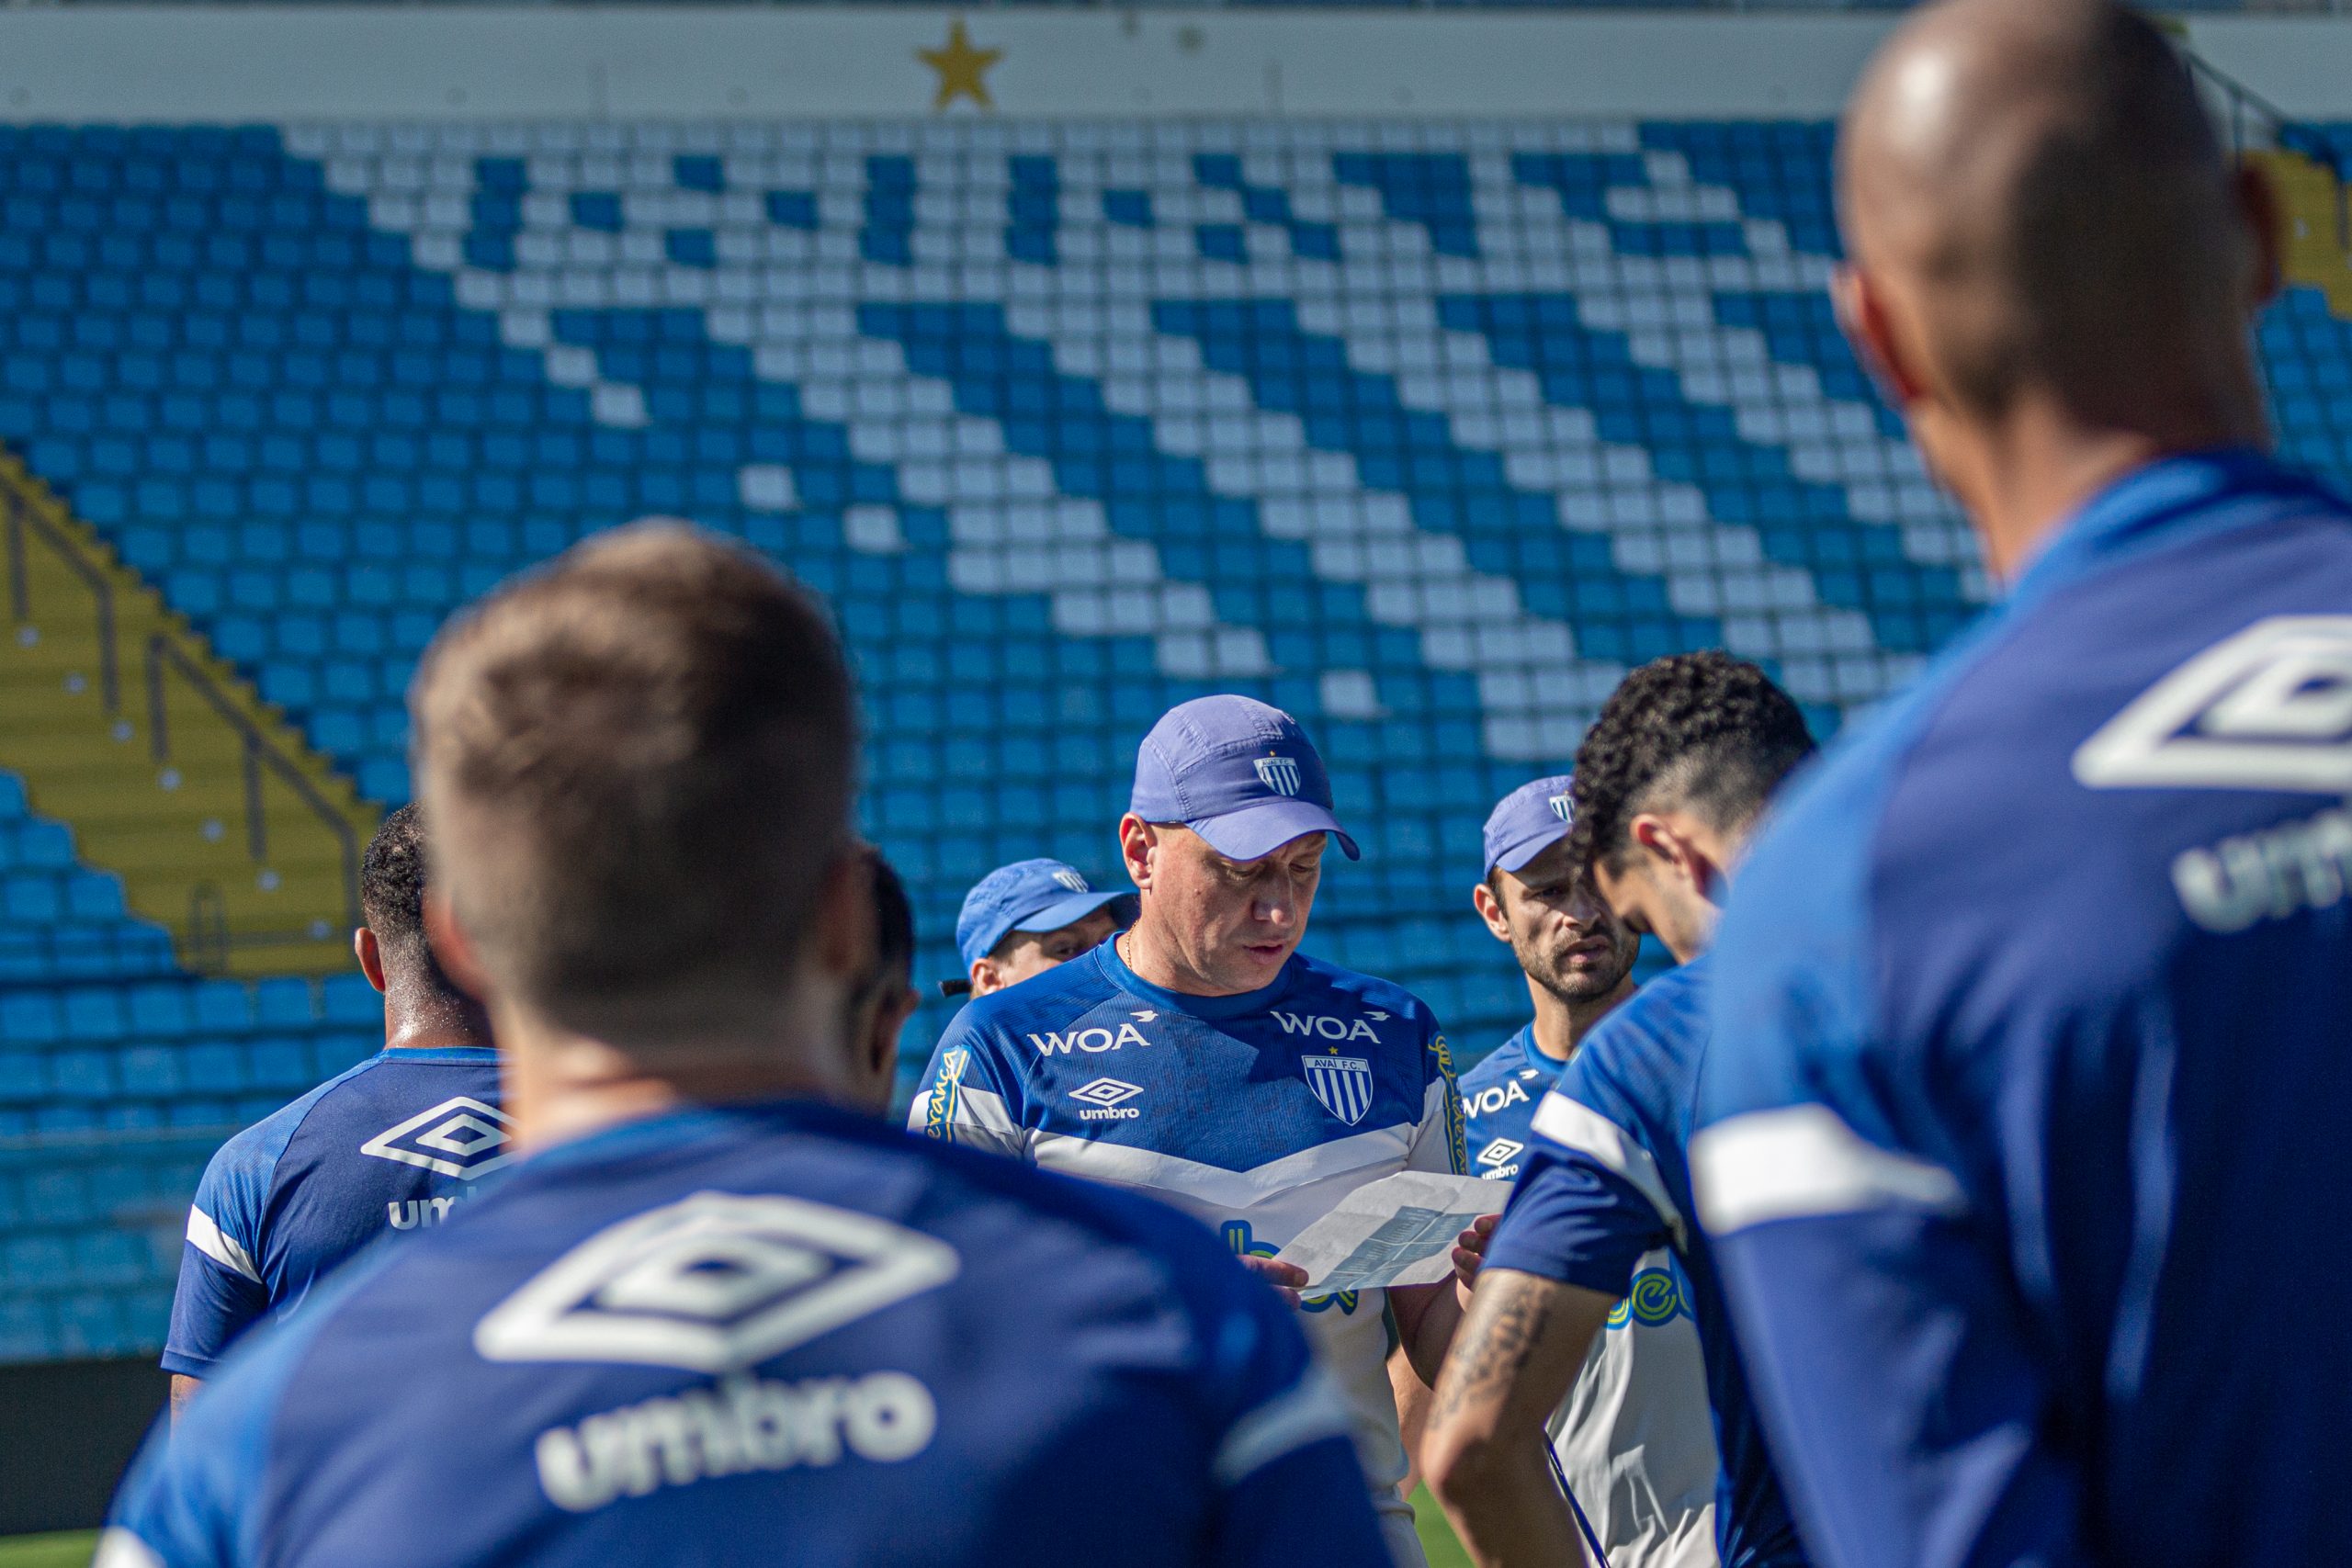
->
[[913, 693, 1471, 1566], [1694, 5, 2352, 1563], [1428, 655, 1813, 1568], [162, 803, 503, 1416], [938, 858, 1134, 999], [104, 526, 1388, 1568]]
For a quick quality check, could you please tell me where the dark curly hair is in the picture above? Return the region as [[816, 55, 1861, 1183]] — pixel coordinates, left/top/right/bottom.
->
[[1568, 652, 1815, 874], [360, 802, 463, 1002]]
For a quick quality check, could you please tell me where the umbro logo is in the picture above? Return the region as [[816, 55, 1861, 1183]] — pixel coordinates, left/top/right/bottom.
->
[[1477, 1137, 1527, 1168], [1254, 755, 1304, 796], [2075, 616, 2352, 794], [359, 1096, 515, 1181], [1069, 1077, 1144, 1121], [474, 1191, 960, 1373]]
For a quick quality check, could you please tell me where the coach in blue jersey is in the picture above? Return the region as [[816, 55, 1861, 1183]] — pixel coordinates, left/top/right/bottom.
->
[[1428, 654, 1813, 1568], [1449, 774, 1724, 1568], [161, 802, 503, 1413], [939, 858, 1134, 999], [911, 694, 1470, 1567], [1691, 6, 2352, 1567], [104, 525, 1387, 1568]]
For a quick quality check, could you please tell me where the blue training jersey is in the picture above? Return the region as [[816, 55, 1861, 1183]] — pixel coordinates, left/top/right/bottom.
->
[[163, 1045, 510, 1376], [909, 941, 1463, 1549], [1470, 1014, 1728, 1568], [1694, 449, 2352, 1568], [1461, 1024, 1559, 1182], [1484, 961, 1802, 1568], [106, 1100, 1385, 1568]]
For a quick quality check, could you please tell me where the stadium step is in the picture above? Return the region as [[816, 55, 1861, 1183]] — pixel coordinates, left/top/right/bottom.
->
[[2256, 148, 2352, 317], [0, 451, 379, 979]]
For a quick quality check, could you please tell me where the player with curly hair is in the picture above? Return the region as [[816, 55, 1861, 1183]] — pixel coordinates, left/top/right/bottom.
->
[[1426, 651, 1814, 1568]]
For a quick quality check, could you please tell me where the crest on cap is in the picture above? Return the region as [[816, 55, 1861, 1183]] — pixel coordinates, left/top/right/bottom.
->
[[1050, 868, 1090, 893], [1254, 755, 1304, 796], [1547, 793, 1573, 823]]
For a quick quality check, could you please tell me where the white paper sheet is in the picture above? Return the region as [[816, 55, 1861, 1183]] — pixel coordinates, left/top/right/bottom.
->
[[1271, 1172, 1501, 1295]]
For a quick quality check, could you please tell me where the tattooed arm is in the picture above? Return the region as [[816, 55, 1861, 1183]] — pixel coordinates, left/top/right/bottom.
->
[[1422, 1268, 1615, 1568]]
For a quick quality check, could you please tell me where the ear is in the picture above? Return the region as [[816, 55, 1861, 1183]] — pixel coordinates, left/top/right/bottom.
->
[[1834, 263, 1927, 408], [1117, 813, 1155, 893], [967, 957, 1001, 998], [808, 848, 874, 985], [354, 926, 388, 995], [1627, 814, 1712, 890], [2235, 159, 2285, 312], [423, 892, 493, 1004], [1470, 880, 1512, 942]]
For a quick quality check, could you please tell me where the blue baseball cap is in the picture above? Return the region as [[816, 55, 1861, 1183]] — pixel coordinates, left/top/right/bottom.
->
[[1482, 773, 1579, 879], [1130, 695, 1361, 863], [953, 859, 1134, 976]]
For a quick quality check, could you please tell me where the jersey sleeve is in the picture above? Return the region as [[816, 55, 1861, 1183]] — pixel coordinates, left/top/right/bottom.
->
[[161, 1131, 276, 1377], [1192, 1241, 1391, 1567], [106, 1285, 322, 1568], [1404, 1021, 1467, 1177], [906, 1017, 1028, 1162], [1479, 1086, 1677, 1299], [1693, 849, 2089, 1568]]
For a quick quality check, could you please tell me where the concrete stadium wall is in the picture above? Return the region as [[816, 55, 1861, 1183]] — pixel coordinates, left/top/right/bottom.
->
[[0, 6, 2347, 122]]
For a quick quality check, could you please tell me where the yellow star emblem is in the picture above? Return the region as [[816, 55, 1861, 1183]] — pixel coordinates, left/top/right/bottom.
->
[[919, 19, 1002, 111]]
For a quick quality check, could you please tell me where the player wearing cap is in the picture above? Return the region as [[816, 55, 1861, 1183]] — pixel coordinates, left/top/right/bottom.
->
[[910, 694, 1470, 1567], [939, 859, 1136, 999], [1446, 776, 1721, 1568], [103, 526, 1389, 1568], [161, 803, 505, 1416], [1427, 654, 1813, 1568]]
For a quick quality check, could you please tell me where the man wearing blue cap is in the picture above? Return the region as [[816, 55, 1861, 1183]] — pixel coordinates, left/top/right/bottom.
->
[[910, 694, 1470, 1566], [1462, 776, 1639, 1183], [938, 858, 1135, 1000], [1444, 776, 1724, 1568]]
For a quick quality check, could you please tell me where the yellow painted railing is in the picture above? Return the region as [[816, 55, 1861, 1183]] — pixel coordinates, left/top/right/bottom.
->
[[0, 453, 379, 977]]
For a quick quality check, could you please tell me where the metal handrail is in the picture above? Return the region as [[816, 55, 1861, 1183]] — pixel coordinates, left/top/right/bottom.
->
[[2186, 46, 2351, 252], [146, 633, 364, 936], [4, 485, 123, 715]]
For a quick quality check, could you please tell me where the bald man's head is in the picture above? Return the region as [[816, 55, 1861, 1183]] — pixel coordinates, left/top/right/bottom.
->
[[1836, 0, 2276, 550]]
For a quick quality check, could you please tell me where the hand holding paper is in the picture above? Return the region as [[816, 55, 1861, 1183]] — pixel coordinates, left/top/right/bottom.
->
[[1271, 1172, 1501, 1296]]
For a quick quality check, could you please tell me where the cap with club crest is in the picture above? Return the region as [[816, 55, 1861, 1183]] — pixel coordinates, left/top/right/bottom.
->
[[1482, 773, 1579, 880], [952, 858, 1135, 979], [1129, 695, 1361, 863]]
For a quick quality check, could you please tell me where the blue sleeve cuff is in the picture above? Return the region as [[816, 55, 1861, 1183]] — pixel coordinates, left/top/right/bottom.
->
[[1481, 1148, 1669, 1299]]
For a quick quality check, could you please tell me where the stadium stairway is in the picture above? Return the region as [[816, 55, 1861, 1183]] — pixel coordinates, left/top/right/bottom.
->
[[0, 453, 376, 980]]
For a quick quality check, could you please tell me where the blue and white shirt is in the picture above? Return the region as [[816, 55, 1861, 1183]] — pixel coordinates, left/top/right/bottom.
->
[[163, 1045, 510, 1376], [1695, 450, 2352, 1568], [909, 941, 1464, 1548], [107, 1100, 1384, 1568], [1484, 963, 1801, 1568], [1462, 1025, 1558, 1183]]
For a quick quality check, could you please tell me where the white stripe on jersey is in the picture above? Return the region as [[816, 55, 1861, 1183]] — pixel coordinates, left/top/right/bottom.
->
[[187, 1204, 262, 1283], [1529, 1093, 1690, 1248], [92, 1529, 164, 1568], [1690, 1104, 1966, 1235], [1212, 1364, 1354, 1487]]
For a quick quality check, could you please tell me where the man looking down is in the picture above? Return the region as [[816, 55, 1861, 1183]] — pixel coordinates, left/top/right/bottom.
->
[[913, 694, 1471, 1566], [1427, 654, 1814, 1568]]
